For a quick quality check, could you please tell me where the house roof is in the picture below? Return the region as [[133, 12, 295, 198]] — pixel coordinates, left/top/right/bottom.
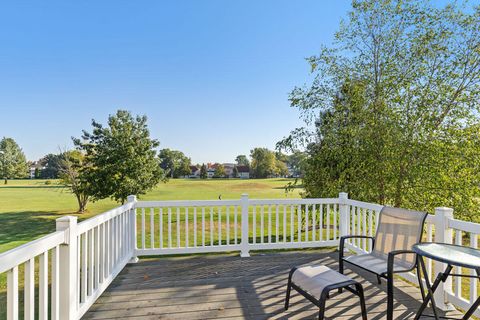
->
[[237, 165, 250, 173]]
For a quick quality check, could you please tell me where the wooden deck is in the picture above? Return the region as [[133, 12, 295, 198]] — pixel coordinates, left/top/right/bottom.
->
[[83, 250, 462, 320]]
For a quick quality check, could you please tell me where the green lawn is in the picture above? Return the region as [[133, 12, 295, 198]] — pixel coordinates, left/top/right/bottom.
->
[[0, 178, 302, 254]]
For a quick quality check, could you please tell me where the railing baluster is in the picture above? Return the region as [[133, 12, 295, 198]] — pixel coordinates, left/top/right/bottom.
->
[[275, 205, 279, 243], [202, 207, 206, 246], [176, 207, 180, 248], [283, 205, 287, 243], [168, 208, 172, 248], [312, 205, 316, 241], [305, 204, 309, 241], [210, 207, 214, 245], [194, 207, 197, 247], [226, 206, 230, 245], [326, 204, 330, 241], [455, 229, 462, 298], [234, 206, 238, 245], [297, 205, 301, 242], [24, 258, 35, 320], [39, 251, 48, 320], [362, 207, 367, 249], [268, 205, 272, 243], [253, 206, 256, 244], [218, 207, 222, 245], [426, 224, 433, 279], [141, 208, 145, 249], [150, 208, 154, 249], [94, 226, 100, 289], [470, 233, 478, 304], [185, 207, 189, 247], [261, 206, 265, 243], [82, 232, 88, 303], [368, 209, 373, 250], [319, 204, 323, 241], [333, 204, 337, 240], [290, 205, 294, 243], [7, 266, 18, 320], [52, 246, 60, 320], [100, 223, 105, 283], [159, 208, 163, 249], [88, 229, 94, 296]]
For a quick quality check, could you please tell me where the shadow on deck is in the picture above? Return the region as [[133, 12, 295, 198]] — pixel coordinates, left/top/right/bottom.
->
[[83, 249, 462, 320]]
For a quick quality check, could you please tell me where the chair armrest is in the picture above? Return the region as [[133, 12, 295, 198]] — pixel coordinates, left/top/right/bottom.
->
[[339, 236, 375, 259], [387, 250, 416, 274]]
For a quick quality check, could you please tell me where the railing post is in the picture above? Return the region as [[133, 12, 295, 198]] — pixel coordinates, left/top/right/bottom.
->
[[338, 192, 349, 241], [56, 216, 78, 320], [240, 194, 250, 257], [433, 207, 455, 311], [127, 195, 139, 263]]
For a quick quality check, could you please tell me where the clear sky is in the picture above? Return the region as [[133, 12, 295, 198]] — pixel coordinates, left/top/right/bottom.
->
[[0, 0, 351, 164]]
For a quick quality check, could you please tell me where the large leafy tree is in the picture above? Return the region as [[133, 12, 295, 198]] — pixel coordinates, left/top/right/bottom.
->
[[59, 150, 92, 213], [0, 137, 28, 184], [158, 148, 191, 178], [281, 0, 480, 220], [74, 110, 163, 203], [250, 148, 278, 178], [39, 153, 63, 179], [235, 155, 250, 167]]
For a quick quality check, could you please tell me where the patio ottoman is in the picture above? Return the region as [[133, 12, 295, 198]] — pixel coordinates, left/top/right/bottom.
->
[[285, 265, 367, 320]]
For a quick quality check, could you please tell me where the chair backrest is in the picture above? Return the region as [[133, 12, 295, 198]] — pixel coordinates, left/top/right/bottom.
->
[[372, 206, 427, 269]]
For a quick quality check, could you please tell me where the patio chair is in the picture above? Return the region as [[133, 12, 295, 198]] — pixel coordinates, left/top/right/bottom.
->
[[339, 206, 427, 320]]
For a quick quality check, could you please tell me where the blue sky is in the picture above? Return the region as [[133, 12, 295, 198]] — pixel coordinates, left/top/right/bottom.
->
[[0, 0, 350, 164]]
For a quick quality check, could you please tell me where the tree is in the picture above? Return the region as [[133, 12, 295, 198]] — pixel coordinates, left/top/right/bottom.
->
[[59, 150, 92, 213], [73, 110, 163, 203], [281, 0, 480, 220], [39, 153, 63, 179], [250, 148, 277, 178], [232, 166, 239, 178], [200, 163, 207, 179], [286, 151, 306, 177], [0, 137, 28, 184], [213, 164, 225, 178], [235, 155, 250, 167], [159, 149, 191, 178]]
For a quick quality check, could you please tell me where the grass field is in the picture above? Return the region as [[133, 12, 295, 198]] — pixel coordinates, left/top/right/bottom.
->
[[0, 178, 302, 254]]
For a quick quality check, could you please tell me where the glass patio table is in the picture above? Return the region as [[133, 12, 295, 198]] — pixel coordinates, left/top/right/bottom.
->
[[413, 242, 480, 320]]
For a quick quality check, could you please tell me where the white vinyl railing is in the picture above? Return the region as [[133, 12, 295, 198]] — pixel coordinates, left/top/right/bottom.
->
[[1, 192, 480, 319]]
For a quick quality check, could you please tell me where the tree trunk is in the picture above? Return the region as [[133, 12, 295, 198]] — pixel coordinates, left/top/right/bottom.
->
[[4, 178, 7, 184]]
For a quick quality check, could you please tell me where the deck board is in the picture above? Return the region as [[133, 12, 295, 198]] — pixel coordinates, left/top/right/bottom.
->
[[84, 250, 463, 319]]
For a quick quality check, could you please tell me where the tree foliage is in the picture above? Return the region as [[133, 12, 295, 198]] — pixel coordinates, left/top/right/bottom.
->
[[159, 148, 191, 178], [281, 0, 480, 220], [39, 153, 63, 179], [73, 110, 163, 203], [59, 150, 92, 213], [200, 163, 207, 179], [213, 164, 226, 178], [0, 137, 28, 184], [235, 155, 250, 167], [250, 148, 288, 178]]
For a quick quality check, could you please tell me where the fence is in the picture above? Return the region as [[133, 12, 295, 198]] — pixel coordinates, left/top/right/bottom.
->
[[0, 193, 479, 319]]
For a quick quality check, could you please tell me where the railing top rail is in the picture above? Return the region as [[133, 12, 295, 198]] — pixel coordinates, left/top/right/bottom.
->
[[448, 218, 480, 234], [77, 202, 134, 234], [248, 198, 339, 205], [136, 199, 242, 208], [0, 230, 65, 273], [344, 198, 383, 211]]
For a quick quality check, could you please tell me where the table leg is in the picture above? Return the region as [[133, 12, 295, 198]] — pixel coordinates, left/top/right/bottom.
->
[[414, 257, 453, 320], [462, 269, 480, 319]]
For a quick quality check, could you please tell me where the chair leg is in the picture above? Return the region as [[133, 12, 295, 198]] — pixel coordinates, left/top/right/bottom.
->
[[376, 275, 382, 285], [285, 268, 296, 310], [318, 291, 327, 320], [338, 259, 344, 293], [387, 273, 394, 320], [356, 283, 368, 320]]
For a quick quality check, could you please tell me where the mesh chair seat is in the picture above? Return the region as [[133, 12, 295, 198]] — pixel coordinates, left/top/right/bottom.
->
[[344, 253, 413, 276], [292, 265, 354, 298]]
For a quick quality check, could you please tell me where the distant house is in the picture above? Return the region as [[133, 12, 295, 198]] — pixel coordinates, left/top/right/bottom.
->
[[187, 165, 200, 178], [223, 163, 235, 178], [237, 165, 250, 179], [29, 161, 44, 179]]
